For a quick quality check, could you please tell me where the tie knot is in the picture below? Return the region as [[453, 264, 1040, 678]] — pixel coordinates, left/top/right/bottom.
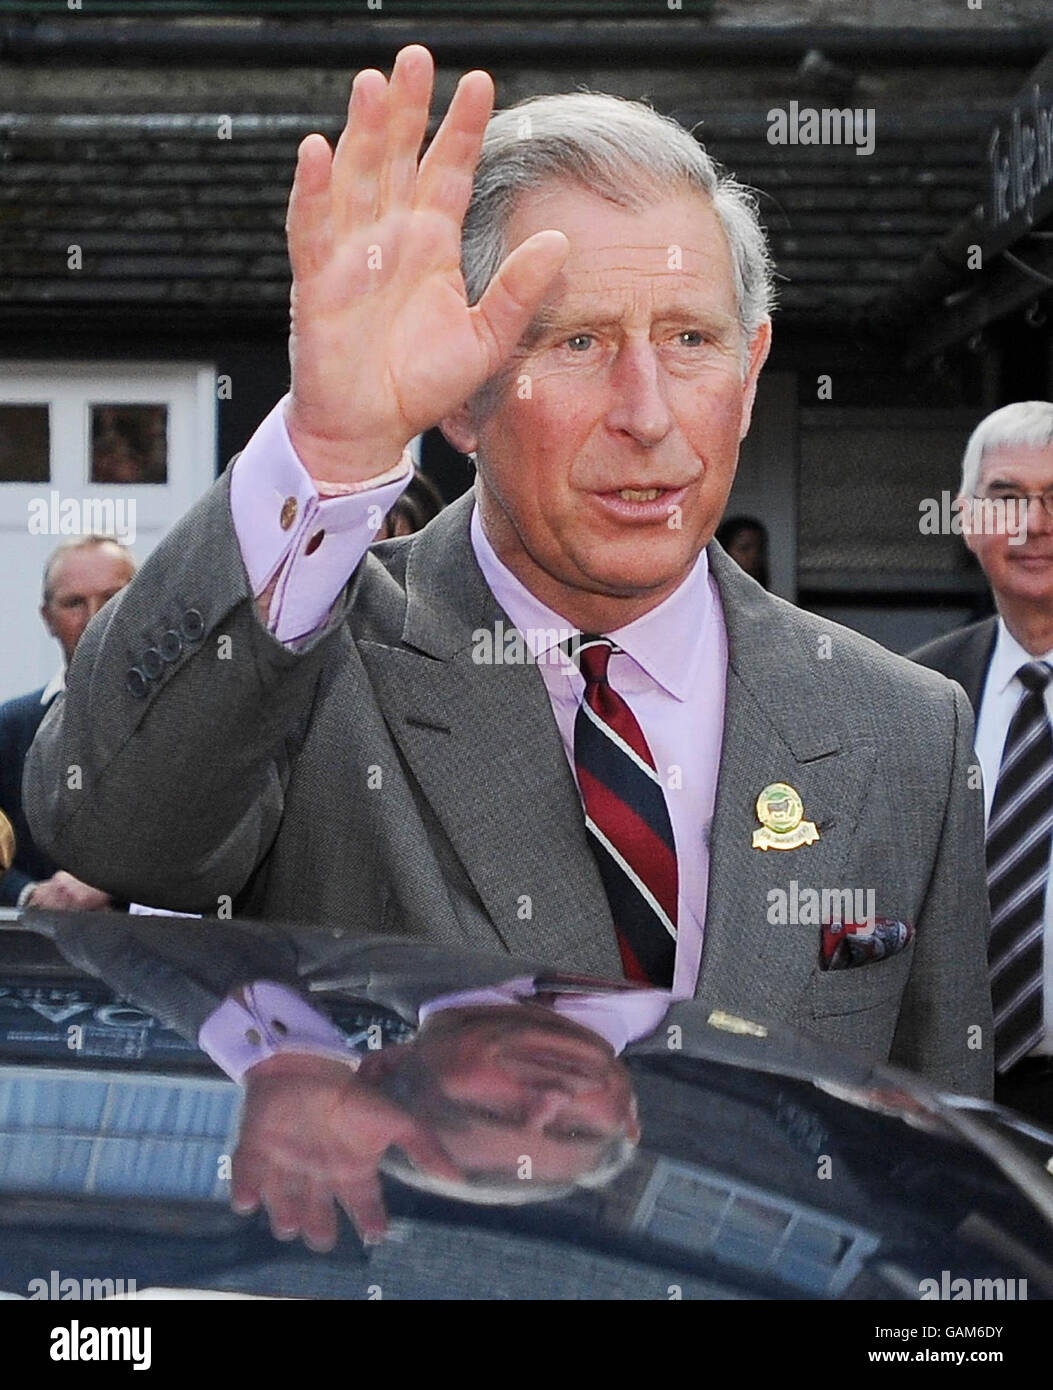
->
[[571, 634, 617, 685], [1018, 661, 1052, 695]]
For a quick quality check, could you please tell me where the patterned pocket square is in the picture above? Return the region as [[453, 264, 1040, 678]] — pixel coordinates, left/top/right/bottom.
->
[[820, 917, 914, 972]]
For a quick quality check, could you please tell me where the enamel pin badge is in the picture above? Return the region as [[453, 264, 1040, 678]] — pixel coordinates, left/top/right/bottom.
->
[[752, 782, 820, 851]]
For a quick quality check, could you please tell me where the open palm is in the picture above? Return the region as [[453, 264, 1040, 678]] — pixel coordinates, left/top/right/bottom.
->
[[285, 45, 568, 481]]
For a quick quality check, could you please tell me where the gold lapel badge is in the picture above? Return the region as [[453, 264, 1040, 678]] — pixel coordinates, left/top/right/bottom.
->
[[752, 781, 819, 851]]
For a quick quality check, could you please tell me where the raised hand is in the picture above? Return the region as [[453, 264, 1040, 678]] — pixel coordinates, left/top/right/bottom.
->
[[284, 44, 568, 484], [231, 1051, 459, 1251]]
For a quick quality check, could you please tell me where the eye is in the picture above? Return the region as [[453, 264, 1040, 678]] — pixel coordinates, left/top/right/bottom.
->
[[548, 1123, 605, 1142], [565, 334, 593, 352], [675, 330, 707, 346]]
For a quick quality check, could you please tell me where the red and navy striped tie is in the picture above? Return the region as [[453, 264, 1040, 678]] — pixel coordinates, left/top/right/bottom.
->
[[571, 635, 678, 987]]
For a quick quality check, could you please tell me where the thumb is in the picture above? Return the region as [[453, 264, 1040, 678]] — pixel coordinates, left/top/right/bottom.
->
[[468, 229, 569, 378], [395, 1119, 462, 1184]]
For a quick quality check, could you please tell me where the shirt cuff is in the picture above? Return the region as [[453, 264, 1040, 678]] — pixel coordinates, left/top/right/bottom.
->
[[16, 881, 38, 909], [198, 981, 358, 1082], [229, 396, 414, 643]]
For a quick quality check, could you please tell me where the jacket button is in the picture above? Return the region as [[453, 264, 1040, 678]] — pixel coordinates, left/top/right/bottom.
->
[[280, 496, 298, 530], [125, 668, 148, 699], [159, 629, 183, 662], [181, 609, 204, 642], [141, 648, 163, 680]]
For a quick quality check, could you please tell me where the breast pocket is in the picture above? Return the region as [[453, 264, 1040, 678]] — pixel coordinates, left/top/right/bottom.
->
[[808, 938, 915, 1021]]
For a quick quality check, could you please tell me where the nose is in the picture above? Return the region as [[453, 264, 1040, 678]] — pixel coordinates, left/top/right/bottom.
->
[[524, 1085, 579, 1128], [603, 340, 673, 447], [85, 596, 108, 621]]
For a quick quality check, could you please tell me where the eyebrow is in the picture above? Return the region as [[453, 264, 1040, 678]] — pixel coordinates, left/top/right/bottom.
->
[[984, 477, 1053, 488], [521, 306, 739, 347], [449, 1100, 610, 1145]]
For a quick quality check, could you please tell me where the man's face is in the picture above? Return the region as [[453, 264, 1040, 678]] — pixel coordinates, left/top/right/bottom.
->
[[962, 444, 1053, 610], [42, 543, 135, 664], [443, 182, 771, 626], [379, 1004, 638, 1184]]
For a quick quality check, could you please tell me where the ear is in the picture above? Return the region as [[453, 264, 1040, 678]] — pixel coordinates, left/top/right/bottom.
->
[[738, 317, 773, 442], [957, 492, 981, 556], [626, 1093, 641, 1144], [438, 403, 479, 458], [40, 602, 56, 638]]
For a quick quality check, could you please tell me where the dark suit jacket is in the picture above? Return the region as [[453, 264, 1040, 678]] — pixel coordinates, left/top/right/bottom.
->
[[0, 687, 57, 906], [23, 468, 994, 1096], [910, 617, 998, 717]]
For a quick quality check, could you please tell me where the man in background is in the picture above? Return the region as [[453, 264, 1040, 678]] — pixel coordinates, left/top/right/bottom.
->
[[0, 535, 135, 909], [912, 401, 1053, 1125]]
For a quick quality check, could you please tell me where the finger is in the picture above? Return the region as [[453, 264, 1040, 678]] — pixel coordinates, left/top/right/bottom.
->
[[415, 69, 494, 223], [285, 134, 334, 283], [264, 1176, 308, 1242], [377, 44, 434, 217], [300, 1181, 339, 1254], [470, 229, 570, 375], [336, 1176, 388, 1246], [331, 67, 389, 235], [230, 1142, 268, 1215], [230, 1168, 263, 1217]]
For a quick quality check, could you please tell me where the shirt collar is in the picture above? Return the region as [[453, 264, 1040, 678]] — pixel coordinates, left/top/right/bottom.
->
[[468, 502, 714, 702], [987, 617, 1053, 698], [40, 667, 65, 705]]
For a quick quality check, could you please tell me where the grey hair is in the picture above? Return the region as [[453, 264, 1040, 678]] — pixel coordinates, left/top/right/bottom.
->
[[960, 401, 1053, 498], [461, 90, 776, 347], [42, 534, 137, 604], [378, 1132, 637, 1207]]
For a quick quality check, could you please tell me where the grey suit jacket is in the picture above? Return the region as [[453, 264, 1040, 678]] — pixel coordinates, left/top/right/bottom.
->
[[24, 467, 993, 1096]]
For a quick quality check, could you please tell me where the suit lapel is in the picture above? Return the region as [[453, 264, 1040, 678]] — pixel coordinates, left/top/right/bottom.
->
[[357, 494, 621, 974], [960, 617, 998, 714], [697, 547, 876, 1020]]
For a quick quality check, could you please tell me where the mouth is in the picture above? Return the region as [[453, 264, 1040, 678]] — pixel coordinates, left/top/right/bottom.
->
[[591, 484, 689, 523]]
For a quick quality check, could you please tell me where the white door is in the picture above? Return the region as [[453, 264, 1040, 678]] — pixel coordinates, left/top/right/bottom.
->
[[0, 361, 217, 703]]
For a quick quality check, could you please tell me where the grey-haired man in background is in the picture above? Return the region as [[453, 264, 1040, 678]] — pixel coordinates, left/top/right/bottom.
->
[[0, 535, 135, 909], [913, 402, 1053, 1125]]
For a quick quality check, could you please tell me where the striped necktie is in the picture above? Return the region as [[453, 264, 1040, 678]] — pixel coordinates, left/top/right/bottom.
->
[[571, 634, 677, 987], [986, 660, 1052, 1074]]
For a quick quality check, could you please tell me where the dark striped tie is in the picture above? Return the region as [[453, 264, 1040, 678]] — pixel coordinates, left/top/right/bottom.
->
[[987, 660, 1052, 1074], [571, 635, 677, 987]]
